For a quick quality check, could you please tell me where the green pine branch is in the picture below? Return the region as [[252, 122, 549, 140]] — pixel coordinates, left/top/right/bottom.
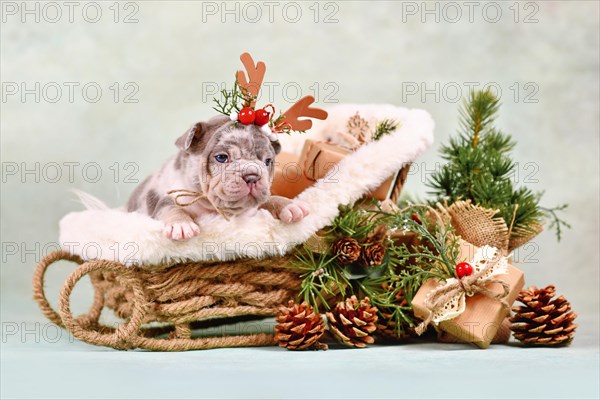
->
[[287, 202, 462, 335], [212, 78, 257, 116], [362, 204, 461, 333], [382, 205, 459, 298], [372, 119, 399, 141], [325, 203, 385, 240], [541, 204, 571, 241], [358, 274, 416, 333], [428, 89, 569, 242], [288, 246, 350, 313]]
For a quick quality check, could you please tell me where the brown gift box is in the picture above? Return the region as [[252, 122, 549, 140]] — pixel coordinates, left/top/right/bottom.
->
[[297, 139, 403, 201], [271, 152, 314, 198], [412, 241, 525, 348], [437, 317, 512, 345]]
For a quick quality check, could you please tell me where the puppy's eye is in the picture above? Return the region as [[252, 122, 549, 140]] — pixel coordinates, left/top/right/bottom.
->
[[265, 158, 273, 167], [215, 154, 229, 163]]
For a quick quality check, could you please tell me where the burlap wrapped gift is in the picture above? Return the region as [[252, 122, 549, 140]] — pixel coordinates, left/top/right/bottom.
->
[[412, 240, 525, 349]]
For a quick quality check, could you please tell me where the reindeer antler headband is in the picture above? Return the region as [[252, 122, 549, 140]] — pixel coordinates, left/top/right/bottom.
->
[[212, 52, 328, 141]]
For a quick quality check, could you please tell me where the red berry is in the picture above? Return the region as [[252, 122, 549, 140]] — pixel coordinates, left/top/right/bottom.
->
[[411, 213, 421, 224], [254, 108, 271, 126], [455, 262, 474, 278], [238, 107, 255, 124]]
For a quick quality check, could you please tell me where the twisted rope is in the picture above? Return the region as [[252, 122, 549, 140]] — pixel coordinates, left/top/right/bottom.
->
[[33, 250, 299, 351], [33, 250, 84, 327]]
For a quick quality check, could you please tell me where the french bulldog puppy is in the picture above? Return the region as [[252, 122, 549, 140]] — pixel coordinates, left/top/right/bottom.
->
[[127, 115, 309, 240]]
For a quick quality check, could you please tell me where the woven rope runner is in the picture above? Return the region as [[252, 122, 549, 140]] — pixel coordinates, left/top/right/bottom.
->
[[33, 250, 301, 351]]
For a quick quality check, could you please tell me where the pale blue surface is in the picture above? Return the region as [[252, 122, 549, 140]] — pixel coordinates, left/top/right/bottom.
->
[[1, 1, 599, 399], [1, 315, 599, 399]]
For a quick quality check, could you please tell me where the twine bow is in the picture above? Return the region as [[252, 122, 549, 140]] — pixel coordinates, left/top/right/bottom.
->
[[415, 245, 511, 336], [167, 189, 206, 207], [166, 189, 230, 221]]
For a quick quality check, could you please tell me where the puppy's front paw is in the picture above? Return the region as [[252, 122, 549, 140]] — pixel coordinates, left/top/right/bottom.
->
[[163, 221, 200, 241], [279, 201, 310, 223]]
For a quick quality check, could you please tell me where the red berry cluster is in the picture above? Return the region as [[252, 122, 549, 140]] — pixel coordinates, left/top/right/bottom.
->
[[455, 262, 474, 278], [238, 107, 271, 126]]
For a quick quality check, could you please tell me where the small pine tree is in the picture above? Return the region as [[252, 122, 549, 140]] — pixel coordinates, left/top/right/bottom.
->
[[428, 89, 568, 241]]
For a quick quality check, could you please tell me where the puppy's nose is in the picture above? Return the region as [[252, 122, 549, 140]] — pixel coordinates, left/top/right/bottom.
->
[[242, 164, 261, 184], [243, 174, 260, 184]]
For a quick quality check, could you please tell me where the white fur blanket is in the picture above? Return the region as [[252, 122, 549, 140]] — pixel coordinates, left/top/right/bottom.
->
[[59, 107, 434, 267]]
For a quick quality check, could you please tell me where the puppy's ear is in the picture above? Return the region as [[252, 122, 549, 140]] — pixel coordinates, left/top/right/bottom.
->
[[270, 140, 282, 155], [176, 123, 202, 152], [175, 115, 230, 153]]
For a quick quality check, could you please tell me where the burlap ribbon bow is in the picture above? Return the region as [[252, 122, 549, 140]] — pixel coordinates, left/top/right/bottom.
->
[[415, 245, 511, 335]]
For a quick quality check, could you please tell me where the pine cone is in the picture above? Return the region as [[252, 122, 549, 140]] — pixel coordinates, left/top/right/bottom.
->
[[275, 300, 328, 350], [326, 296, 378, 348], [332, 237, 361, 265], [361, 242, 386, 267], [510, 285, 577, 346]]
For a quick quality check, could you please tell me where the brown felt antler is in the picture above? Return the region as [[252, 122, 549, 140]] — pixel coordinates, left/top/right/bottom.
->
[[236, 52, 266, 108], [278, 96, 328, 132]]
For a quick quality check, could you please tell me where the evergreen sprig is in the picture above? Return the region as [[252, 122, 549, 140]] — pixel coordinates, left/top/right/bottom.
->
[[359, 273, 416, 334], [374, 204, 460, 300], [325, 203, 385, 240], [542, 204, 571, 241], [372, 119, 399, 141], [360, 204, 460, 334], [291, 246, 349, 313], [288, 202, 460, 335], [428, 89, 568, 242], [212, 79, 256, 116]]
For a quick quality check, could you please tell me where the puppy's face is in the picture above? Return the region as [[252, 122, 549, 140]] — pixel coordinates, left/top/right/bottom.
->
[[177, 115, 280, 215]]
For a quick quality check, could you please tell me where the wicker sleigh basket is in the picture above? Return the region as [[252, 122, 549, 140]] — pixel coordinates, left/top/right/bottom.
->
[[32, 104, 434, 351], [33, 177, 412, 351], [32, 168, 412, 352]]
